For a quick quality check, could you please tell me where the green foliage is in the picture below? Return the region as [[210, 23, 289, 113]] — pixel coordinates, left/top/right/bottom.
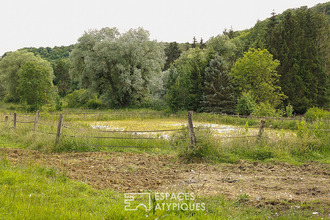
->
[[242, 20, 268, 51], [165, 47, 213, 112], [164, 67, 189, 112], [236, 92, 256, 115], [251, 102, 279, 117], [234, 193, 250, 206], [178, 128, 223, 163], [163, 42, 182, 70], [296, 119, 310, 138], [305, 107, 330, 120], [55, 98, 63, 111], [0, 50, 44, 102], [21, 45, 74, 64], [70, 27, 165, 108], [85, 99, 106, 109], [17, 60, 55, 111], [285, 104, 294, 117], [206, 35, 237, 65], [53, 59, 71, 97], [231, 48, 285, 107], [64, 89, 91, 108], [265, 7, 329, 113], [202, 55, 236, 114]]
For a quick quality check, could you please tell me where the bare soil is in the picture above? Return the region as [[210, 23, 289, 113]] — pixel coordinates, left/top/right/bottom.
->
[[1, 148, 329, 212]]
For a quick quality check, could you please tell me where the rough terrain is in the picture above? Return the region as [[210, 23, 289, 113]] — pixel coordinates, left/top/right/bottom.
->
[[1, 148, 329, 212]]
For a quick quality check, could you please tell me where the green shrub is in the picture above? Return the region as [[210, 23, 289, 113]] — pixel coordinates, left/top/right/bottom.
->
[[251, 102, 279, 117], [64, 89, 94, 108], [236, 92, 256, 115], [285, 104, 294, 117], [178, 128, 224, 163], [3, 94, 19, 103], [305, 107, 329, 120], [55, 98, 63, 111], [85, 99, 106, 109]]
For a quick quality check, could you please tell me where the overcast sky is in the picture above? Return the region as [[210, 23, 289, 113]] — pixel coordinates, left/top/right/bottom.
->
[[0, 0, 328, 56]]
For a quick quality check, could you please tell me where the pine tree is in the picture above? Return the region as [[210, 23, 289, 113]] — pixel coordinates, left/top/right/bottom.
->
[[164, 42, 182, 71], [200, 38, 205, 49], [202, 55, 236, 113], [53, 59, 71, 97], [268, 8, 329, 113], [265, 10, 280, 58], [192, 37, 197, 48]]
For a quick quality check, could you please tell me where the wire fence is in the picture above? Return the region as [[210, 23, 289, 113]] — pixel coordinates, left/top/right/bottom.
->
[[1, 111, 329, 149], [37, 111, 330, 121], [0, 112, 186, 149]]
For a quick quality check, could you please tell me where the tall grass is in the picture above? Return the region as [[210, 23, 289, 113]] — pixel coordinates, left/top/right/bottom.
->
[[0, 110, 329, 164], [178, 120, 330, 164], [0, 114, 182, 155]]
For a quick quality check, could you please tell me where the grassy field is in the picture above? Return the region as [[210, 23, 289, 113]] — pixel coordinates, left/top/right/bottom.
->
[[0, 106, 329, 219], [1, 153, 328, 220]]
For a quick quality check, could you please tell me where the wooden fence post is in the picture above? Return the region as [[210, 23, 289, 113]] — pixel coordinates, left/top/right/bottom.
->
[[258, 120, 265, 139], [187, 111, 196, 146], [13, 113, 17, 129], [5, 116, 8, 124], [34, 110, 40, 131], [55, 114, 64, 145]]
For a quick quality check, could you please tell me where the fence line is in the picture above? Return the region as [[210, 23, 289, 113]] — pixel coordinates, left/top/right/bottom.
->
[[77, 144, 178, 149], [224, 135, 259, 139], [15, 121, 35, 124], [61, 134, 158, 140], [97, 128, 186, 133], [61, 124, 186, 133], [37, 122, 58, 127], [32, 130, 57, 136], [3, 111, 329, 149]]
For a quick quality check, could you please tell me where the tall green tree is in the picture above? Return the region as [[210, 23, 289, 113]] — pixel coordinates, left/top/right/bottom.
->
[[202, 55, 236, 113], [0, 51, 43, 102], [165, 66, 190, 111], [192, 37, 197, 48], [165, 47, 213, 111], [164, 42, 182, 71], [206, 35, 237, 65], [265, 7, 328, 113], [17, 60, 55, 110], [265, 11, 280, 58], [231, 48, 285, 106], [53, 59, 71, 97], [70, 27, 165, 107]]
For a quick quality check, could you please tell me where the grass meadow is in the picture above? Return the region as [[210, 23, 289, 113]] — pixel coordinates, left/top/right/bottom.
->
[[0, 106, 329, 219]]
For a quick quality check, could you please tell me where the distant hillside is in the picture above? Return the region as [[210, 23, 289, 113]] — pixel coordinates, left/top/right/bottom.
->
[[231, 2, 329, 53], [312, 2, 330, 17], [20, 45, 75, 64]]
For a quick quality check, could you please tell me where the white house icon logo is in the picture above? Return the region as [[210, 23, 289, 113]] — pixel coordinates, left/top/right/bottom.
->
[[124, 193, 152, 211]]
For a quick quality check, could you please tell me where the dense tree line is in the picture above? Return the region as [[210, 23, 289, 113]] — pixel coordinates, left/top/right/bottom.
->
[[0, 3, 328, 114], [265, 7, 329, 113], [19, 45, 74, 64]]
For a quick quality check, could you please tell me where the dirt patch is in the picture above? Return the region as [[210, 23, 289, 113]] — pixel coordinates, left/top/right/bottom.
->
[[1, 148, 330, 211]]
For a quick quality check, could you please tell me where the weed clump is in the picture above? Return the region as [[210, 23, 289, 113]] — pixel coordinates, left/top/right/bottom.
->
[[178, 128, 224, 163]]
